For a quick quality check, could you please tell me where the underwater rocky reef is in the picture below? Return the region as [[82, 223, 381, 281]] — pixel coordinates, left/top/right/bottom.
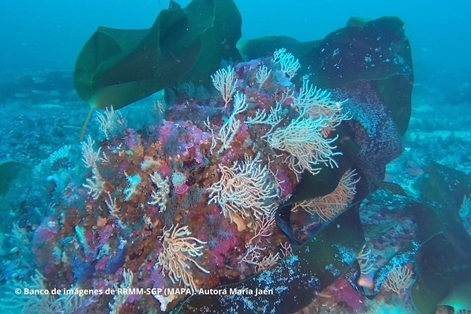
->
[[1, 0, 470, 314]]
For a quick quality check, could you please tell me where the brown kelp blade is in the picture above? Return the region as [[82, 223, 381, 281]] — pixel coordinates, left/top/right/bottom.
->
[[408, 162, 471, 313], [238, 16, 413, 136], [73, 0, 242, 139], [0, 161, 30, 195]]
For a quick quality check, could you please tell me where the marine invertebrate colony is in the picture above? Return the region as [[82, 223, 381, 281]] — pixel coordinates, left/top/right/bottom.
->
[[207, 153, 278, 221], [14, 46, 351, 313]]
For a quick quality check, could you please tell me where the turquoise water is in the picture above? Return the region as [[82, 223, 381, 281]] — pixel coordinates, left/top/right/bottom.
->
[[0, 1, 470, 313], [1, 0, 470, 84]]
